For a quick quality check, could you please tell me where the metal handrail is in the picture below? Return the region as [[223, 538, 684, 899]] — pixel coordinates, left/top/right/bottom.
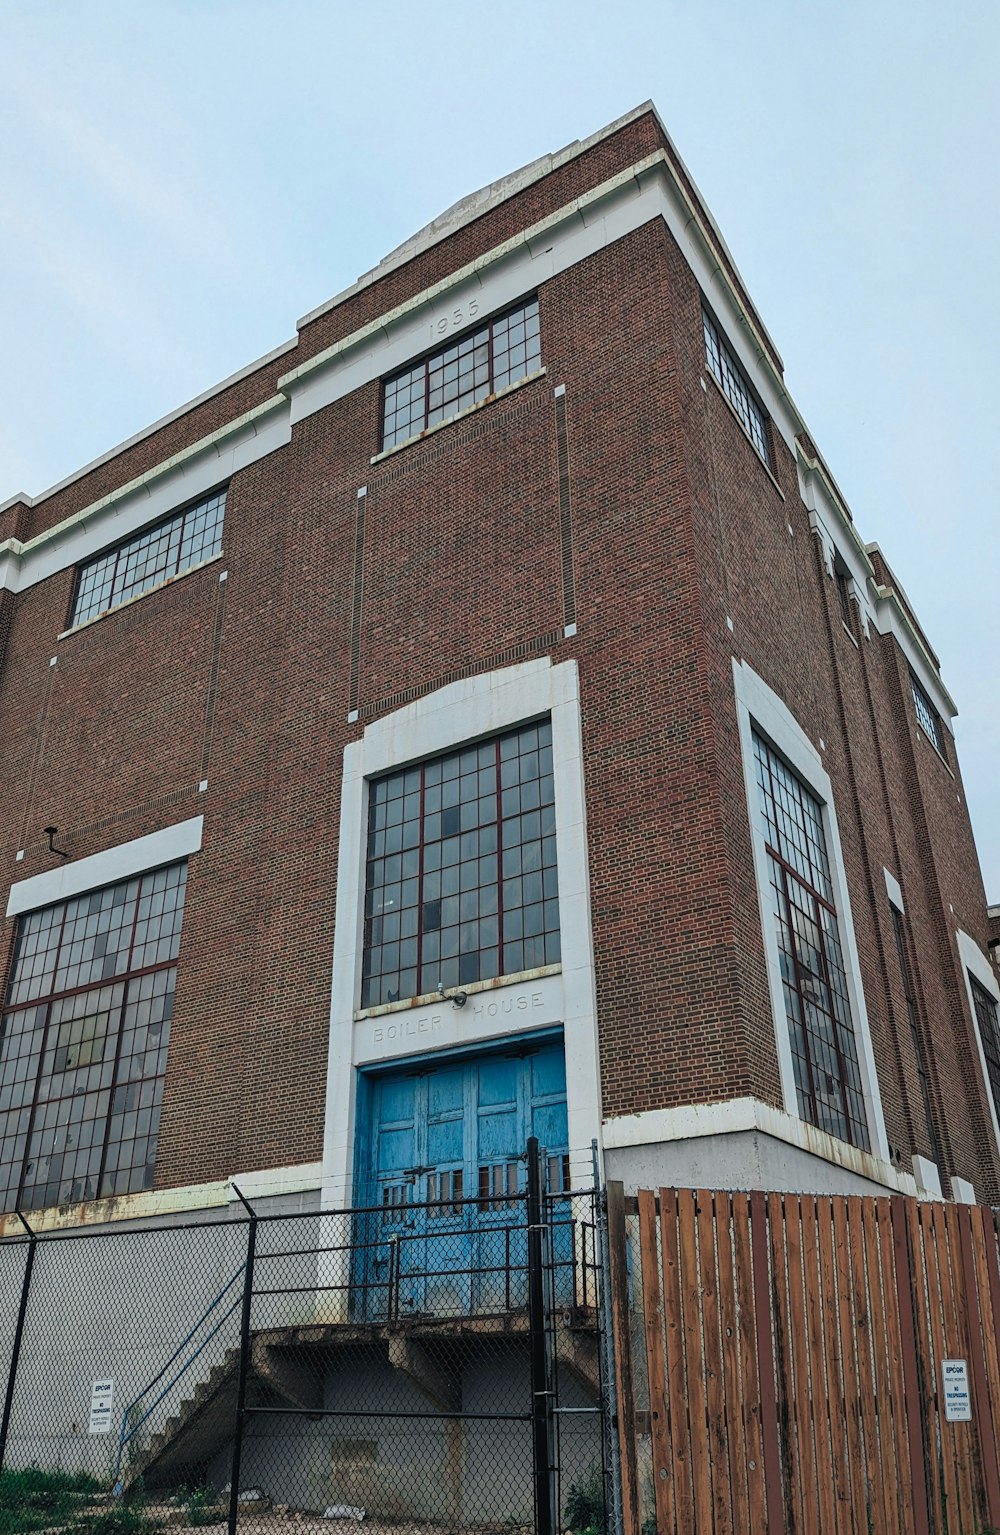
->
[[113, 1262, 245, 1486]]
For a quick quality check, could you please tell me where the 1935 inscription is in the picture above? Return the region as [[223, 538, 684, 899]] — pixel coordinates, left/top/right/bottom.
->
[[430, 297, 480, 341]]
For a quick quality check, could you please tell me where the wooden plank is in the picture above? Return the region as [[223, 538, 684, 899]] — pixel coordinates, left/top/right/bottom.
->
[[899, 1198, 935, 1534], [941, 1203, 977, 1530], [637, 1188, 674, 1535], [846, 1198, 886, 1534], [833, 1197, 868, 1533], [891, 1198, 931, 1535], [979, 1210, 1000, 1383], [715, 1193, 750, 1535], [816, 1198, 852, 1533], [860, 1199, 903, 1535], [732, 1194, 765, 1534], [924, 1203, 964, 1532], [752, 1190, 785, 1535], [802, 1195, 839, 1535], [975, 1207, 1000, 1433], [660, 1189, 694, 1535], [699, 1192, 731, 1535], [957, 1205, 1000, 1533], [605, 1180, 641, 1535], [678, 1188, 713, 1534], [782, 1192, 816, 1535]]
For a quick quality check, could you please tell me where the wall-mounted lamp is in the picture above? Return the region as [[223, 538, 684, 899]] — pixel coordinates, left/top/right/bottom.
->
[[43, 826, 69, 859], [438, 981, 468, 1009]]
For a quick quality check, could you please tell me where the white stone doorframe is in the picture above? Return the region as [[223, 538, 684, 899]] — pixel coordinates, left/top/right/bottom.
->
[[320, 657, 602, 1214]]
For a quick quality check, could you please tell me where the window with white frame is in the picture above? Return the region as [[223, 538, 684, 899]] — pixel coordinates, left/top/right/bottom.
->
[[751, 731, 870, 1149]]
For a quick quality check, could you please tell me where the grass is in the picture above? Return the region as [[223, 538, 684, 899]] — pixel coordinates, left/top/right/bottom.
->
[[0, 1469, 163, 1535], [0, 1468, 101, 1535]]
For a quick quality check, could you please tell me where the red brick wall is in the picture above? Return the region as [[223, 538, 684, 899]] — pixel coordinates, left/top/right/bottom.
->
[[1, 147, 996, 1203]]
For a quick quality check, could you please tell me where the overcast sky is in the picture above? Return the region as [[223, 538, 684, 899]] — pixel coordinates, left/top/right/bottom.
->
[[2, 0, 997, 895]]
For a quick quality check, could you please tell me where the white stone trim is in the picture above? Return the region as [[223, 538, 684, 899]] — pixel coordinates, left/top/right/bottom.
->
[[797, 448, 876, 639], [0, 398, 290, 598], [6, 816, 204, 917], [957, 928, 1000, 1163], [912, 1154, 944, 1199], [732, 659, 891, 1164], [884, 868, 904, 912], [602, 1097, 915, 1195], [0, 1156, 321, 1236], [0, 137, 958, 735], [1, 338, 297, 520], [279, 154, 801, 464], [321, 658, 600, 1208], [228, 1161, 323, 1205], [952, 1176, 977, 1205]]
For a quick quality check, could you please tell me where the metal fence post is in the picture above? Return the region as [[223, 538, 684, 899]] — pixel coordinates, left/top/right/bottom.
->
[[228, 1188, 258, 1535], [0, 1211, 36, 1475], [593, 1141, 624, 1535], [526, 1137, 554, 1535]]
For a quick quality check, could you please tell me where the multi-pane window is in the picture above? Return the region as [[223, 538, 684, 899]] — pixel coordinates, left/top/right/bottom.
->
[[752, 733, 870, 1150], [970, 976, 1000, 1125], [381, 299, 541, 450], [890, 905, 943, 1168], [911, 674, 945, 755], [0, 864, 187, 1212], [703, 307, 773, 467], [836, 569, 852, 629], [362, 720, 560, 1008], [70, 489, 226, 627]]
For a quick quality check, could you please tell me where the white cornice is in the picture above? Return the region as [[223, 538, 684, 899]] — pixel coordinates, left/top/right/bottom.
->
[[874, 585, 958, 728], [1, 338, 296, 519], [1, 128, 956, 732], [1, 396, 290, 597]]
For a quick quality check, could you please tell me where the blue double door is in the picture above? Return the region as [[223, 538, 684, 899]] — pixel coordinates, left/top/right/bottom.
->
[[356, 1039, 569, 1319]]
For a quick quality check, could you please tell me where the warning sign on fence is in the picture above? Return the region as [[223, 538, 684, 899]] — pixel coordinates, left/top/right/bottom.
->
[[88, 1378, 114, 1435], [942, 1359, 971, 1422]]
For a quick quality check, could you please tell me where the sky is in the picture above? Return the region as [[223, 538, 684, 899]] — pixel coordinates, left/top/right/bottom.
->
[[1, 0, 998, 893]]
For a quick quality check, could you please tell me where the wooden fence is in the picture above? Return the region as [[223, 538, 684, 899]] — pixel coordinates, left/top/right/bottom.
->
[[607, 1184, 1000, 1534]]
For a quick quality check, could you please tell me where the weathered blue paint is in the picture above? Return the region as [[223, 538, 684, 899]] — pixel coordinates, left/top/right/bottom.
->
[[354, 1037, 568, 1318]]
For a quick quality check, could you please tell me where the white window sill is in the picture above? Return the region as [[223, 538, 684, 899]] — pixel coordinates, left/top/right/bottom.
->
[[58, 552, 224, 640], [370, 368, 546, 465], [354, 961, 562, 1022]]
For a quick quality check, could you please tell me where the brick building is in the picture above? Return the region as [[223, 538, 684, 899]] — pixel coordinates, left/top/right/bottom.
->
[[1, 98, 999, 1248]]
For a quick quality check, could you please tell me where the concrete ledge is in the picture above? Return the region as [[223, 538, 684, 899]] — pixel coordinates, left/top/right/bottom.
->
[[602, 1097, 918, 1197]]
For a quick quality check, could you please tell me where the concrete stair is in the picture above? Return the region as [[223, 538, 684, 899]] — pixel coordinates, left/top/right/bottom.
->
[[126, 1310, 599, 1492]]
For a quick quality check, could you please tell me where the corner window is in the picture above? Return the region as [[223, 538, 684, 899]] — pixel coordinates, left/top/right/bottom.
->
[[752, 732, 870, 1149], [703, 307, 773, 468], [381, 298, 541, 451], [0, 863, 187, 1211], [362, 720, 560, 1008], [70, 488, 226, 627], [910, 674, 945, 755]]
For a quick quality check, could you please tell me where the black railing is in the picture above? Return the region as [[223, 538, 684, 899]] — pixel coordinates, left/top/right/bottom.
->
[[0, 1146, 608, 1535]]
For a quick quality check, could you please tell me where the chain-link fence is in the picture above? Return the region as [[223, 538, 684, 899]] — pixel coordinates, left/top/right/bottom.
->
[[0, 1142, 611, 1535]]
